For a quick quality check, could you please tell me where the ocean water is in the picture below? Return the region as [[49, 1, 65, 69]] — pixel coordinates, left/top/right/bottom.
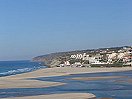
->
[[0, 60, 46, 77]]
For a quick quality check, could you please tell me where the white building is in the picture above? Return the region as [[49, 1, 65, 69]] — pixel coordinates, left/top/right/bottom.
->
[[117, 53, 125, 59], [64, 61, 70, 66], [108, 53, 117, 59], [70, 53, 89, 60]]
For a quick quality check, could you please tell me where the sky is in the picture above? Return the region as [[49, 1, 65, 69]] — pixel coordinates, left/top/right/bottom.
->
[[0, 0, 132, 61]]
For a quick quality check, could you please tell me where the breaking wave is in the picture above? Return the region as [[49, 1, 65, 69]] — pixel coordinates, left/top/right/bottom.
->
[[0, 66, 45, 77]]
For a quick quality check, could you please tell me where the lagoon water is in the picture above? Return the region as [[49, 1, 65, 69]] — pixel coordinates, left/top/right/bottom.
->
[[0, 61, 132, 99], [33, 71, 132, 99]]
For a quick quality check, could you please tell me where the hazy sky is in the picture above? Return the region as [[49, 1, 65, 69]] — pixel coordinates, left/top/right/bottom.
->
[[0, 0, 132, 60]]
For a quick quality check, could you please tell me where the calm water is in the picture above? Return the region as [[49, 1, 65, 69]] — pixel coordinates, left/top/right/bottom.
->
[[0, 65, 132, 99], [0, 60, 45, 77]]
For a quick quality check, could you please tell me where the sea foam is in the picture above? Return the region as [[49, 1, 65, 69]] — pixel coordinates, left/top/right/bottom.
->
[[0, 66, 44, 77]]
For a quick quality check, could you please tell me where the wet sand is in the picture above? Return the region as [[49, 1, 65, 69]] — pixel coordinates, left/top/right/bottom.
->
[[0, 67, 132, 99], [71, 76, 126, 81], [115, 79, 132, 84], [127, 79, 132, 83], [99, 98, 113, 99]]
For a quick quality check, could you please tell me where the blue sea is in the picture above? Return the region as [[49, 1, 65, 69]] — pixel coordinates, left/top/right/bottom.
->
[[0, 60, 45, 77]]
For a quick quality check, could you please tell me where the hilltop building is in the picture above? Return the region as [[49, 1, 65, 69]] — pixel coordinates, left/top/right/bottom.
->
[[58, 46, 132, 67]]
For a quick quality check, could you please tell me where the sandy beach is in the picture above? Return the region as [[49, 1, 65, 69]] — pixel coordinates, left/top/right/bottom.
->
[[1, 67, 132, 99], [2, 93, 96, 99]]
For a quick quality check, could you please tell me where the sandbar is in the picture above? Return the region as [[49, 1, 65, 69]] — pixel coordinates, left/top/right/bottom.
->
[[0, 67, 132, 99], [2, 93, 96, 99]]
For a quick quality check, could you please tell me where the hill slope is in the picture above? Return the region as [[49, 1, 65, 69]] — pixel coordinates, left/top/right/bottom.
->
[[33, 46, 130, 67]]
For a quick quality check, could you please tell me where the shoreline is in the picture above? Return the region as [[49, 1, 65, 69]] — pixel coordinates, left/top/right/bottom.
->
[[1, 67, 132, 99], [2, 93, 96, 99]]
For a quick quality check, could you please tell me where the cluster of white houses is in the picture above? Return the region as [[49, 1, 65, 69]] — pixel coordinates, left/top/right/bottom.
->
[[59, 47, 132, 67]]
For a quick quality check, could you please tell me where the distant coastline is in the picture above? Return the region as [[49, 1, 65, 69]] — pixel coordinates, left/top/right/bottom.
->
[[33, 46, 132, 68]]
